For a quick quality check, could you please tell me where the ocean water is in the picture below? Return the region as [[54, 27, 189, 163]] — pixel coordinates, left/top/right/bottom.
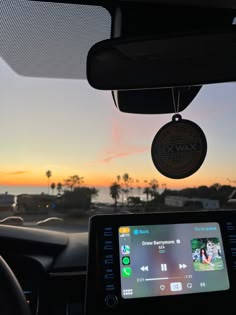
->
[[0, 185, 145, 204]]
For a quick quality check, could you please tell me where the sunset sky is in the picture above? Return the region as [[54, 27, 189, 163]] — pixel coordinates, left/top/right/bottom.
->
[[1, 56, 236, 190]]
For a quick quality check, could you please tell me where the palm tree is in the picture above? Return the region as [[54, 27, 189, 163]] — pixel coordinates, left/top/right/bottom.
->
[[136, 179, 141, 197], [123, 173, 130, 184], [46, 170, 52, 194], [51, 182, 56, 195], [149, 179, 159, 199], [64, 175, 84, 191], [162, 183, 167, 192], [110, 182, 121, 209], [57, 182, 63, 196], [143, 187, 151, 201], [123, 173, 131, 202]]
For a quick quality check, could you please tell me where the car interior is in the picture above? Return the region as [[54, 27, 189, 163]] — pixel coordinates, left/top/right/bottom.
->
[[1, 0, 236, 314]]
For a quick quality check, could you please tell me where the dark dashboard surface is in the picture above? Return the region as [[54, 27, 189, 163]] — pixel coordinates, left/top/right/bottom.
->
[[0, 225, 88, 315]]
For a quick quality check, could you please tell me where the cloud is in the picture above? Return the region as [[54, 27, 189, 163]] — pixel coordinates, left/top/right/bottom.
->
[[7, 171, 29, 175], [97, 117, 149, 163], [111, 121, 122, 144], [101, 147, 148, 163]]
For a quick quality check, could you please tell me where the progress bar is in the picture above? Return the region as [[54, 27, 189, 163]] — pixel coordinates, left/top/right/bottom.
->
[[145, 276, 184, 281], [145, 277, 169, 281]]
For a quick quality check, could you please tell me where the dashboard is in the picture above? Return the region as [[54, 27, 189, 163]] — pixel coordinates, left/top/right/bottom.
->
[[85, 210, 236, 315], [0, 226, 88, 315], [1, 210, 236, 315]]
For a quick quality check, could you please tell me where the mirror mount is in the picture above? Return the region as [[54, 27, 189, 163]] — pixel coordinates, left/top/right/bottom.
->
[[112, 86, 202, 114], [111, 3, 236, 39]]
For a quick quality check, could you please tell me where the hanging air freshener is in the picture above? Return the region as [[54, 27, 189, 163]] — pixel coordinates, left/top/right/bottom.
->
[[151, 89, 207, 179]]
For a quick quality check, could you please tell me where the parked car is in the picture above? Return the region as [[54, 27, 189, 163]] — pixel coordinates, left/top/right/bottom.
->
[[36, 217, 64, 226], [0, 216, 24, 226]]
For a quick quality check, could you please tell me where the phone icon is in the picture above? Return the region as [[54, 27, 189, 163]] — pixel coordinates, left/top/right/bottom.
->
[[122, 267, 132, 278]]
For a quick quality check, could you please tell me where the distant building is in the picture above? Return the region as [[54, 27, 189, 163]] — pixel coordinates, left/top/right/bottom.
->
[[0, 192, 16, 212], [165, 196, 188, 207], [164, 195, 220, 210], [16, 194, 56, 212], [226, 189, 236, 208]]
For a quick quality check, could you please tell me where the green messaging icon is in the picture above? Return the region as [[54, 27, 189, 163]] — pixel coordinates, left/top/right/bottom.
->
[[122, 256, 130, 265]]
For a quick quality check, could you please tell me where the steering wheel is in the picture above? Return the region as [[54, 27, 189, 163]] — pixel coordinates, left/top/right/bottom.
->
[[0, 256, 31, 315]]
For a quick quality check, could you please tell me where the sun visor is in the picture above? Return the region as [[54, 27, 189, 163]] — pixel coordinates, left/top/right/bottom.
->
[[0, 1, 111, 79]]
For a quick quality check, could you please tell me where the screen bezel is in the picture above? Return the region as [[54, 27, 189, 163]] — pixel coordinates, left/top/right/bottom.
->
[[86, 210, 236, 315]]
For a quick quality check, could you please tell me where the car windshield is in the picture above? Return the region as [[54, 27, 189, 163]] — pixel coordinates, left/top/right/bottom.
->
[[1, 1, 236, 233]]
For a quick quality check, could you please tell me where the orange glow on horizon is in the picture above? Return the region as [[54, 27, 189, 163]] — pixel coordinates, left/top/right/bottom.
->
[[0, 164, 232, 189], [0, 174, 230, 190]]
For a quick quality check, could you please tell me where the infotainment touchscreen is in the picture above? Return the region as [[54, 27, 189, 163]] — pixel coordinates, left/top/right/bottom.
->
[[118, 222, 229, 299]]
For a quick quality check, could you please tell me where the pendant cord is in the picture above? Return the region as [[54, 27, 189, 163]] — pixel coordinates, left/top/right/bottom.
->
[[177, 90, 180, 113], [171, 88, 181, 114], [171, 88, 177, 113]]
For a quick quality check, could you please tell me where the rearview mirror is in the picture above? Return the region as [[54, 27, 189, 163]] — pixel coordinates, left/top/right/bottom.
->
[[87, 29, 236, 90]]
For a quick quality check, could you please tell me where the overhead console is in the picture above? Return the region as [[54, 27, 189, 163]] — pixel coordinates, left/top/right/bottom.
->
[[85, 210, 236, 315]]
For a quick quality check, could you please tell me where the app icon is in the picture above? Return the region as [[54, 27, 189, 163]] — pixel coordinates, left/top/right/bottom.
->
[[122, 256, 130, 265], [170, 282, 182, 292], [121, 245, 130, 255], [122, 289, 133, 296], [122, 267, 132, 278], [119, 227, 130, 234]]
